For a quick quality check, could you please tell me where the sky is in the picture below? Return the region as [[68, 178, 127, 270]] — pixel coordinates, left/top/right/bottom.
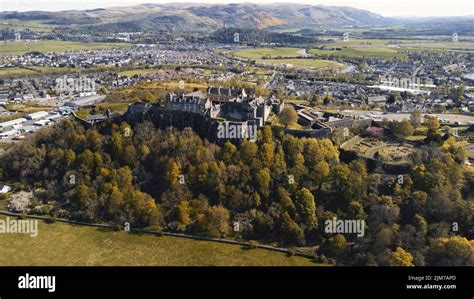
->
[[0, 0, 474, 17]]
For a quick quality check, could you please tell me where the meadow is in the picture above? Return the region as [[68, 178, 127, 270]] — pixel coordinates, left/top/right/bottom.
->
[[309, 38, 407, 58], [232, 44, 404, 60], [256, 58, 345, 70], [232, 47, 302, 59], [118, 69, 161, 77], [0, 215, 317, 266]]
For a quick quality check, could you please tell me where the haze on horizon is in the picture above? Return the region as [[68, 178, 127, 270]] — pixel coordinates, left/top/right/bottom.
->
[[0, 0, 473, 18]]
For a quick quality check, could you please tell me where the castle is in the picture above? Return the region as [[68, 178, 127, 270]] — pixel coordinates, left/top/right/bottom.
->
[[125, 87, 284, 143]]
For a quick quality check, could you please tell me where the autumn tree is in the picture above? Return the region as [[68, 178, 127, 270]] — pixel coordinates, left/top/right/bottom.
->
[[280, 212, 305, 246], [388, 247, 414, 266], [278, 106, 298, 128], [295, 188, 317, 227], [196, 205, 230, 238], [409, 111, 422, 129], [427, 236, 474, 266]]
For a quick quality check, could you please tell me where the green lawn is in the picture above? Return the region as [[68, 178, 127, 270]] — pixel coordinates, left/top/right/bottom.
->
[[0, 216, 317, 266], [310, 46, 405, 58], [255, 58, 344, 70], [0, 66, 77, 78], [308, 38, 455, 58], [232, 47, 302, 59], [309, 38, 467, 57], [0, 40, 131, 56], [0, 65, 124, 79], [118, 69, 161, 77], [0, 67, 38, 77], [398, 41, 474, 51]]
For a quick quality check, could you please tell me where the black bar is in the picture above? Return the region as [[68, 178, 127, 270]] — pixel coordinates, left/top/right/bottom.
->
[[0, 267, 472, 298]]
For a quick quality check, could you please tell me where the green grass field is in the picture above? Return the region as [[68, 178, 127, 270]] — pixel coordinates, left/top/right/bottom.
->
[[0, 66, 82, 78], [0, 67, 38, 77], [231, 43, 408, 60], [310, 46, 405, 58], [398, 41, 474, 51], [232, 47, 302, 59], [0, 40, 131, 56], [307, 38, 466, 58], [0, 215, 317, 266], [255, 58, 344, 70], [118, 69, 161, 77]]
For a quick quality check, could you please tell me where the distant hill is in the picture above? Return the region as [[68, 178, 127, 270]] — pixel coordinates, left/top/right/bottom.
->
[[0, 3, 392, 33]]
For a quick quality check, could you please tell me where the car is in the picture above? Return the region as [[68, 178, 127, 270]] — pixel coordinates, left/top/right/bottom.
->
[[12, 135, 25, 140]]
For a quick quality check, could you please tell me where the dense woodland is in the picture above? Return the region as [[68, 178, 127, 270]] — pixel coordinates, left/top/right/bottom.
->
[[1, 119, 473, 266]]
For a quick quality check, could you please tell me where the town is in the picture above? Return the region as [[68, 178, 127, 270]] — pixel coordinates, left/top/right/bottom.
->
[[0, 2, 473, 270]]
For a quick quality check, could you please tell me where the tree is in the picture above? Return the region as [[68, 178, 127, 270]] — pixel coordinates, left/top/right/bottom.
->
[[277, 187, 295, 215], [86, 129, 102, 152], [348, 201, 367, 220], [167, 161, 181, 187], [177, 200, 191, 227], [278, 106, 298, 128], [322, 234, 347, 257], [196, 205, 230, 238], [424, 115, 440, 130], [410, 111, 422, 129], [311, 160, 330, 189], [388, 247, 414, 266], [239, 140, 258, 163], [392, 119, 414, 137], [260, 126, 273, 144], [427, 236, 474, 266], [220, 141, 237, 163], [123, 144, 137, 167], [280, 212, 305, 246], [259, 142, 275, 167], [255, 168, 271, 198], [295, 188, 317, 227], [366, 127, 383, 138]]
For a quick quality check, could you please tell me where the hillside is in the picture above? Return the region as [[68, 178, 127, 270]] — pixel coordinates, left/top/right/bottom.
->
[[0, 3, 391, 33]]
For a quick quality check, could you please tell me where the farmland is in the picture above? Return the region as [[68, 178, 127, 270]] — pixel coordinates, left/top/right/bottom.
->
[[232, 47, 302, 59]]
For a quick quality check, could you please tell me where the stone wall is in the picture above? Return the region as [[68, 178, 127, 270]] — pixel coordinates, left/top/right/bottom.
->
[[284, 128, 332, 139]]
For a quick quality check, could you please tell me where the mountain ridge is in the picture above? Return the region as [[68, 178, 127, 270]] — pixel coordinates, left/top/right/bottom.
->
[[0, 3, 393, 32]]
